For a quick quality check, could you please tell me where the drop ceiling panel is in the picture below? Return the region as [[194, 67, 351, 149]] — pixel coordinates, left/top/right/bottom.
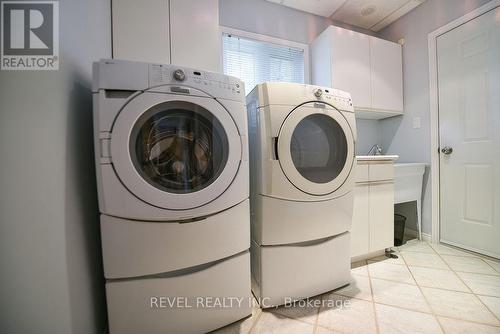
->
[[265, 0, 346, 18], [266, 0, 426, 32], [332, 0, 408, 29], [369, 0, 424, 31]]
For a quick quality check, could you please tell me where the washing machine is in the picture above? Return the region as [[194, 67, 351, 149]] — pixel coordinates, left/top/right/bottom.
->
[[93, 59, 251, 334], [246, 82, 356, 307]]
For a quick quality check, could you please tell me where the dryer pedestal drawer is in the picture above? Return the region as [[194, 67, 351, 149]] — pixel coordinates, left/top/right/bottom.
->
[[106, 251, 252, 334], [251, 232, 350, 307], [101, 199, 250, 279], [254, 193, 353, 245]]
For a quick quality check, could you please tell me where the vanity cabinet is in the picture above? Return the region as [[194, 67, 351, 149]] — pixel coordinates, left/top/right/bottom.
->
[[351, 159, 395, 259], [112, 0, 220, 72], [351, 183, 370, 256], [311, 26, 403, 119], [369, 181, 395, 251]]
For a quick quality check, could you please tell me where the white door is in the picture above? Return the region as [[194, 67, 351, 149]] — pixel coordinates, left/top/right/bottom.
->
[[437, 6, 500, 258], [277, 103, 355, 196]]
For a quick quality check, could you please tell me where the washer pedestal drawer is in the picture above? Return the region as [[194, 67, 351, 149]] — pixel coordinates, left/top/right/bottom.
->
[[106, 251, 251, 334], [251, 232, 350, 307], [101, 199, 250, 279]]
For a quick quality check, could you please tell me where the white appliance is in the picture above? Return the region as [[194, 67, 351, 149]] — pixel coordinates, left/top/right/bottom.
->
[[246, 82, 356, 307], [93, 59, 251, 334]]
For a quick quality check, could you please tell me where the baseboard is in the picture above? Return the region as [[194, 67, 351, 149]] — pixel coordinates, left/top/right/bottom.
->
[[351, 249, 385, 263], [421, 232, 431, 243]]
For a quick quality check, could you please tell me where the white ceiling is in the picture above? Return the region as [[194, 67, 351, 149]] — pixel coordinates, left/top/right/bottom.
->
[[266, 0, 426, 32], [266, 0, 346, 17]]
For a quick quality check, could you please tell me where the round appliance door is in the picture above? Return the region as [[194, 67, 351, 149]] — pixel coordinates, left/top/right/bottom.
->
[[277, 102, 355, 196], [111, 92, 242, 210]]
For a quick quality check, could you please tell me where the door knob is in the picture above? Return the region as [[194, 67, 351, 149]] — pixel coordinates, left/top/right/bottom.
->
[[441, 146, 453, 155]]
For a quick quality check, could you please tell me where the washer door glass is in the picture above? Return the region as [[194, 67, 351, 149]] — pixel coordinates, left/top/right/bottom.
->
[[290, 114, 348, 184], [130, 101, 229, 194]]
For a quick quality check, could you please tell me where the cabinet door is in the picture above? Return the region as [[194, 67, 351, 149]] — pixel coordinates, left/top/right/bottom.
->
[[331, 27, 371, 109], [351, 183, 370, 258], [369, 181, 394, 251], [311, 28, 332, 87], [370, 37, 403, 112], [170, 0, 221, 72], [112, 0, 170, 64]]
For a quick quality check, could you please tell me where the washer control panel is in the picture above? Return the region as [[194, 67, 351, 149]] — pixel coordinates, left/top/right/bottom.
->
[[149, 64, 243, 101], [310, 86, 353, 111], [173, 69, 186, 81]]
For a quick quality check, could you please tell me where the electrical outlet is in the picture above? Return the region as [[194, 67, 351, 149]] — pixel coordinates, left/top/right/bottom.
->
[[412, 117, 421, 129]]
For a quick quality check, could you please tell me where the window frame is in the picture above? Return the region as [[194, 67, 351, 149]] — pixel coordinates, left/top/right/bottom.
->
[[220, 26, 310, 86]]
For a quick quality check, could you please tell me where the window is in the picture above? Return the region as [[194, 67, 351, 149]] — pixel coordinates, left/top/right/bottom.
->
[[222, 30, 306, 94]]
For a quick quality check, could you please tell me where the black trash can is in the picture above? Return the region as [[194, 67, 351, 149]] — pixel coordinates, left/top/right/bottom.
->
[[394, 214, 407, 246]]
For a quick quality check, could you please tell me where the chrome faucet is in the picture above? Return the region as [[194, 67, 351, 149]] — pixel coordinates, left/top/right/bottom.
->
[[367, 144, 383, 156]]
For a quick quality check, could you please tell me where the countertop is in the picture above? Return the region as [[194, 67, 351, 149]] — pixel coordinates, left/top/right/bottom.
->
[[356, 155, 399, 161]]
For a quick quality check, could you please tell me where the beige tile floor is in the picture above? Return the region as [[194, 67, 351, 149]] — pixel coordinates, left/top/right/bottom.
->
[[213, 240, 500, 334]]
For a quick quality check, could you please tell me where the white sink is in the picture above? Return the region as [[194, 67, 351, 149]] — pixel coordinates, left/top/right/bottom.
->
[[394, 163, 426, 202], [395, 163, 425, 176], [394, 163, 426, 239]]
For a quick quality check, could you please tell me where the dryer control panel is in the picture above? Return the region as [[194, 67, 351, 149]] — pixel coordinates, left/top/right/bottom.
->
[[310, 86, 353, 112], [148, 64, 244, 102]]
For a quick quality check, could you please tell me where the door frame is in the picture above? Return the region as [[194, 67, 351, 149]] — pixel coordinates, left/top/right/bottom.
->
[[428, 0, 500, 244]]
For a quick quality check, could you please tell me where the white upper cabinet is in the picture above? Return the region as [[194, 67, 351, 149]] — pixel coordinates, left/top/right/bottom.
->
[[370, 37, 403, 113], [311, 26, 403, 119], [112, 0, 170, 64], [170, 0, 221, 72], [112, 0, 220, 72], [331, 28, 372, 109]]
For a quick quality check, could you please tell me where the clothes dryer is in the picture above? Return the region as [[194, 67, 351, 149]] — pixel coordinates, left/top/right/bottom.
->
[[246, 82, 356, 306]]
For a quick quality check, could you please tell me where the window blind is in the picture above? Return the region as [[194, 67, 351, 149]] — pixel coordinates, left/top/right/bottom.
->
[[222, 33, 305, 94]]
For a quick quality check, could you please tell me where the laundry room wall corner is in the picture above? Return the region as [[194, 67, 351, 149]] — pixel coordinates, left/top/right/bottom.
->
[[64, 73, 106, 334], [0, 0, 111, 333]]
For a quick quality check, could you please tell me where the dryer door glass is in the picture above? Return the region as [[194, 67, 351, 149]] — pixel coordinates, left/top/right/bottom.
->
[[130, 101, 229, 194], [290, 114, 348, 183]]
